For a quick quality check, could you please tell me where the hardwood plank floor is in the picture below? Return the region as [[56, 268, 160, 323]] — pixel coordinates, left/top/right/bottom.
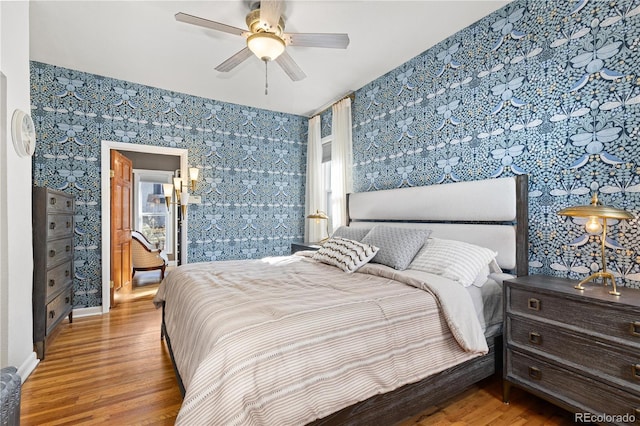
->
[[21, 279, 575, 425]]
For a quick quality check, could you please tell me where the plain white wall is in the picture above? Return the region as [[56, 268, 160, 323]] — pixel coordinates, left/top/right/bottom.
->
[[0, 0, 39, 378]]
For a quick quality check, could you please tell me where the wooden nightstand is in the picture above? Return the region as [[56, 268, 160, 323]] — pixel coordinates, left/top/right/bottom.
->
[[290, 242, 322, 254], [503, 275, 640, 424]]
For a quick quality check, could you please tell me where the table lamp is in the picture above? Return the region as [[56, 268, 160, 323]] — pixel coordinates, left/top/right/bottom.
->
[[558, 193, 634, 296], [307, 210, 330, 243]]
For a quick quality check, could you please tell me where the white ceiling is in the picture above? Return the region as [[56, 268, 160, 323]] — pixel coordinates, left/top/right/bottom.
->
[[29, 0, 509, 117]]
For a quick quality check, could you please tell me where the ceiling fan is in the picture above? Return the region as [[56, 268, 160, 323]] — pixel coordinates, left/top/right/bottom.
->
[[175, 0, 350, 84]]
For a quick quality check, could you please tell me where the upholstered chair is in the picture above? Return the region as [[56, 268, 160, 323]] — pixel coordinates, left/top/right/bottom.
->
[[131, 230, 168, 279]]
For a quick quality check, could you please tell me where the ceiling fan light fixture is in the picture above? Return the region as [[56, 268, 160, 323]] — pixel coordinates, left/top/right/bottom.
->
[[247, 32, 285, 61]]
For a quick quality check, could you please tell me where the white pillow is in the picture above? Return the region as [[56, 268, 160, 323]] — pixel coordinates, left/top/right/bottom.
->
[[471, 259, 502, 287], [409, 238, 498, 287], [312, 237, 379, 273]]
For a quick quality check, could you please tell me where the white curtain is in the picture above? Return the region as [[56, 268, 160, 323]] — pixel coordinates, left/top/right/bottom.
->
[[330, 97, 353, 231], [305, 115, 325, 242]]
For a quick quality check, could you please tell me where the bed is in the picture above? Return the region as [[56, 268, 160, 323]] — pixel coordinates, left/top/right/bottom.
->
[[154, 175, 529, 425]]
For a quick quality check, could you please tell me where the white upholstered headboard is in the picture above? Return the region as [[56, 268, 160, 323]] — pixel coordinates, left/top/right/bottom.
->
[[346, 176, 529, 275]]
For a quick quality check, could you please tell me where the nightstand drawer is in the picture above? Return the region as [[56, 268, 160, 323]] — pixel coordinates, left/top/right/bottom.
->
[[46, 214, 74, 240], [507, 349, 640, 423], [46, 237, 73, 268], [46, 192, 74, 214], [507, 316, 640, 391], [508, 286, 640, 346], [45, 261, 73, 301], [45, 287, 72, 335]]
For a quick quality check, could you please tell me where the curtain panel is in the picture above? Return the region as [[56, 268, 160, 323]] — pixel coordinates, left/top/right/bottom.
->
[[305, 115, 324, 242], [330, 98, 353, 231]]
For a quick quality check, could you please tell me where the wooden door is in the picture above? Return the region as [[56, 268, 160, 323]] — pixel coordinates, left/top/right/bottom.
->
[[110, 150, 132, 308]]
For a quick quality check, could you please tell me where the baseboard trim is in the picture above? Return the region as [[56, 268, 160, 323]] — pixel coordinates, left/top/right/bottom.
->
[[18, 351, 39, 382], [73, 306, 103, 318]]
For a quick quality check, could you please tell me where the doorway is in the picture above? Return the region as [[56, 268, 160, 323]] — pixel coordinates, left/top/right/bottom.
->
[[100, 141, 188, 313]]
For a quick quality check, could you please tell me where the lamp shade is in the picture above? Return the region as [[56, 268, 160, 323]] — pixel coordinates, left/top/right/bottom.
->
[[189, 167, 199, 182], [247, 32, 285, 61], [180, 191, 190, 206], [307, 210, 329, 220], [162, 183, 173, 198], [558, 193, 634, 220], [173, 177, 182, 191]]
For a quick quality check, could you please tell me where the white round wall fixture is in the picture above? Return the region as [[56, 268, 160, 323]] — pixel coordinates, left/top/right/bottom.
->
[[11, 109, 37, 157]]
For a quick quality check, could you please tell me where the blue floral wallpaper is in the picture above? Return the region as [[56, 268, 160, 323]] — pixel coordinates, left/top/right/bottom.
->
[[30, 62, 307, 307], [30, 0, 640, 310], [348, 0, 640, 288]]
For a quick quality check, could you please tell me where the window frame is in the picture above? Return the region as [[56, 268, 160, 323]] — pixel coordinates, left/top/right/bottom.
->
[[132, 169, 175, 256]]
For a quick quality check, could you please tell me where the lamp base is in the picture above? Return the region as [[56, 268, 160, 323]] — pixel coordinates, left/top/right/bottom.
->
[[575, 271, 621, 296]]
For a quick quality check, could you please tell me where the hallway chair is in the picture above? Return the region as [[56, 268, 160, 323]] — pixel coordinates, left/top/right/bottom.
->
[[131, 230, 168, 279]]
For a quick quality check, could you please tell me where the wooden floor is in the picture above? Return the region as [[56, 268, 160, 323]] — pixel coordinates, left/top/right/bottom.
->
[[21, 273, 576, 425]]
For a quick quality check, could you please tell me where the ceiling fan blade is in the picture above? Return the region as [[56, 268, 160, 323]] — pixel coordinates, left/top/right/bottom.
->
[[175, 12, 247, 37], [284, 32, 350, 49], [215, 47, 253, 72], [259, 0, 283, 32], [275, 51, 306, 81]]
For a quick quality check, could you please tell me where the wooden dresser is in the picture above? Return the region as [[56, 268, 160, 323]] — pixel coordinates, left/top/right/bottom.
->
[[503, 275, 640, 424], [32, 187, 74, 359]]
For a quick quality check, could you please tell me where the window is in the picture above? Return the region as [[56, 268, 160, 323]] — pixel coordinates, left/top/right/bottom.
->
[[134, 170, 174, 255]]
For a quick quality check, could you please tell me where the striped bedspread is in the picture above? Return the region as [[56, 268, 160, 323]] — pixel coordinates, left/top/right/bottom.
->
[[153, 253, 488, 425]]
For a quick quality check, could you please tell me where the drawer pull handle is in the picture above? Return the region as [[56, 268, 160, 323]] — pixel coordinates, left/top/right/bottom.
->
[[528, 331, 543, 345], [49, 197, 57, 205], [528, 298, 541, 311], [528, 366, 542, 380], [65, 297, 70, 304], [632, 321, 640, 337], [66, 221, 71, 228], [65, 270, 70, 277], [49, 222, 56, 230], [49, 310, 55, 319], [66, 245, 71, 252], [633, 364, 640, 380], [66, 200, 71, 208], [49, 250, 56, 258], [48, 279, 55, 287]]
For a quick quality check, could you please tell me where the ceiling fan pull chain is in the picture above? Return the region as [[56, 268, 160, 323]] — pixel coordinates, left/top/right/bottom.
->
[[264, 60, 269, 95]]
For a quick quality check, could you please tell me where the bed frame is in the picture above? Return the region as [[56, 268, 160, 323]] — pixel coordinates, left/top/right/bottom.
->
[[162, 175, 529, 425], [310, 175, 528, 425]]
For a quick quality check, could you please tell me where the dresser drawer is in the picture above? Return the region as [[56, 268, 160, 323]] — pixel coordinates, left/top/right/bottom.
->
[[508, 287, 640, 347], [45, 287, 72, 335], [46, 214, 74, 240], [46, 192, 74, 214], [507, 349, 640, 423], [46, 237, 73, 268], [507, 316, 640, 391], [45, 261, 73, 301]]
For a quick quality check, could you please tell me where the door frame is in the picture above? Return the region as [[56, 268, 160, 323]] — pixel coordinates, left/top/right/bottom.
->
[[100, 141, 188, 313]]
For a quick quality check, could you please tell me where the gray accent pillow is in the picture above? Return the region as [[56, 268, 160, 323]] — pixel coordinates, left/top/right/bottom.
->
[[312, 237, 379, 273], [332, 226, 372, 242], [361, 225, 431, 270]]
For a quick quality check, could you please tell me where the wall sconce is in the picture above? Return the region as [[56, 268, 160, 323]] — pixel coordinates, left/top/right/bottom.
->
[[163, 181, 190, 217], [189, 167, 200, 192], [306, 210, 330, 243], [558, 193, 634, 296], [173, 177, 183, 201]]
